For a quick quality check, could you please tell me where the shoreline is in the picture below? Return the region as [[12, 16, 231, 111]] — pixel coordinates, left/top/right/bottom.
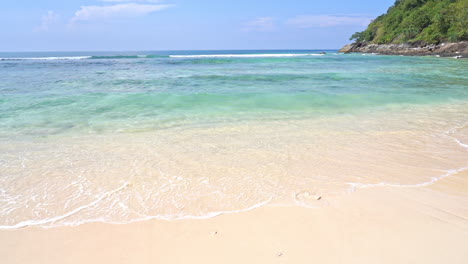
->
[[1, 166, 467, 230], [1, 170, 467, 264], [1, 102, 467, 230], [339, 41, 468, 58]]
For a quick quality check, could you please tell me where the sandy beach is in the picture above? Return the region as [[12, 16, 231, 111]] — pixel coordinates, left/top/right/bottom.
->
[[2, 169, 467, 264]]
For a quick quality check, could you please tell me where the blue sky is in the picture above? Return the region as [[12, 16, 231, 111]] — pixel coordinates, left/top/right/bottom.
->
[[0, 0, 395, 51]]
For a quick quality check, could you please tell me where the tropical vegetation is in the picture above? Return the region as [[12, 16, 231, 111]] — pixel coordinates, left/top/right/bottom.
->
[[350, 0, 468, 44]]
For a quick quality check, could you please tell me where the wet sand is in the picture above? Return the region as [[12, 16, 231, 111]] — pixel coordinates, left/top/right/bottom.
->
[[1, 170, 467, 264]]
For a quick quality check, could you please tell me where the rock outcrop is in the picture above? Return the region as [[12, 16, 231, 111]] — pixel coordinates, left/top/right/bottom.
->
[[339, 41, 468, 58]]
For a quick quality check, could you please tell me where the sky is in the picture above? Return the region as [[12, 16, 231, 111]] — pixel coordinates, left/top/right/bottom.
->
[[0, 0, 396, 51]]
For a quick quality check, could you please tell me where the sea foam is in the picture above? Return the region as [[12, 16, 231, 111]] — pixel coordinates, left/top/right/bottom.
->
[[169, 53, 325, 58], [0, 56, 91, 61]]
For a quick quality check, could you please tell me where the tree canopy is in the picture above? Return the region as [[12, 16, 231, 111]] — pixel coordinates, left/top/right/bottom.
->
[[350, 0, 468, 44]]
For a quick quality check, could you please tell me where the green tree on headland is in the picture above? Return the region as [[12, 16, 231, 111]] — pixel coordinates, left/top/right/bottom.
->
[[350, 0, 468, 44]]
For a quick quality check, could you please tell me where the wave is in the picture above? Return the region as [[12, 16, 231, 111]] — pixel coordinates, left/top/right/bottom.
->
[[88, 55, 168, 59], [89, 55, 142, 59], [0, 55, 171, 61], [445, 122, 468, 149], [0, 56, 91, 61], [2, 166, 466, 229], [0, 54, 324, 61], [347, 126, 468, 191], [169, 53, 325, 58], [0, 194, 274, 229], [348, 167, 468, 191], [0, 182, 130, 229]]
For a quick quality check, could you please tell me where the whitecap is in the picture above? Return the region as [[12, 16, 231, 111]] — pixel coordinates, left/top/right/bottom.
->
[[169, 54, 324, 58], [0, 56, 91, 61]]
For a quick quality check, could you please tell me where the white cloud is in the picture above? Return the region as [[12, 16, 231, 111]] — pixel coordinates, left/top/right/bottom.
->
[[70, 3, 172, 23], [242, 17, 275, 32], [35, 11, 59, 31], [286, 15, 373, 28]]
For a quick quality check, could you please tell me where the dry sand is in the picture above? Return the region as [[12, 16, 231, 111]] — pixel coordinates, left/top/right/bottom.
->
[[1, 170, 467, 264]]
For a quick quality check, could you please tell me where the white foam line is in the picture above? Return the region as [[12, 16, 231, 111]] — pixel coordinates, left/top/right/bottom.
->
[[169, 54, 324, 58], [454, 138, 468, 149], [0, 56, 91, 61], [83, 196, 275, 227], [348, 167, 468, 191], [0, 182, 129, 230], [444, 122, 468, 150], [1, 192, 273, 229], [45, 196, 275, 228]]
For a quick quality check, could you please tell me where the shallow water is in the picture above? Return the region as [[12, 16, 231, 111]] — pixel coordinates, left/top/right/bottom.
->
[[0, 51, 467, 228]]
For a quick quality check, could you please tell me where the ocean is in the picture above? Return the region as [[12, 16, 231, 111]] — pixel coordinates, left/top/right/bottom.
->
[[0, 50, 467, 228]]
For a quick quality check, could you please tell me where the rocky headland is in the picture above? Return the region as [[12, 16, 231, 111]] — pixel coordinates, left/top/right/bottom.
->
[[339, 41, 468, 58], [342, 0, 467, 58]]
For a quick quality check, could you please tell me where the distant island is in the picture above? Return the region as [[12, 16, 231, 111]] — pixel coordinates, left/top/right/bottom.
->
[[340, 0, 468, 57]]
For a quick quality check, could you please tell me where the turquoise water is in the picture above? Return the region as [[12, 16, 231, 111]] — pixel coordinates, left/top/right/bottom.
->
[[1, 51, 467, 137], [1, 50, 468, 228]]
